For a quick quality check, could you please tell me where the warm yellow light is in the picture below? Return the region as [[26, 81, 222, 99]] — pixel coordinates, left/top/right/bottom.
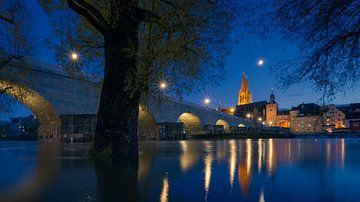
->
[[258, 117, 262, 121], [160, 82, 167, 90], [69, 51, 79, 61], [246, 113, 251, 118], [230, 108, 235, 113]]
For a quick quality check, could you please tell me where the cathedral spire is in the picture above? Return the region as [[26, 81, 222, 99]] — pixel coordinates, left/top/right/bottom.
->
[[238, 72, 252, 105]]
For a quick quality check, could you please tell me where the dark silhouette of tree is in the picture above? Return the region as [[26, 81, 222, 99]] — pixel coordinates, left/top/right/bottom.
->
[[0, 1, 35, 68], [0, 1, 36, 113], [38, 0, 238, 157], [270, 0, 359, 99]]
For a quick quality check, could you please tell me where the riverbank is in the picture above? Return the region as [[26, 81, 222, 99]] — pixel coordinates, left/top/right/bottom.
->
[[0, 136, 37, 141], [188, 132, 360, 140]]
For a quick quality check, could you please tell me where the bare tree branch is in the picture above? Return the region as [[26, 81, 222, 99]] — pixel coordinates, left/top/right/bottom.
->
[[67, 0, 109, 35]]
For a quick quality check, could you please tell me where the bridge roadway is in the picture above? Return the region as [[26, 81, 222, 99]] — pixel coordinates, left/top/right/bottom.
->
[[0, 59, 252, 140]]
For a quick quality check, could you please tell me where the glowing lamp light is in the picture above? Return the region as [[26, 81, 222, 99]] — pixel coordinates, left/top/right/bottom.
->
[[159, 82, 167, 90], [204, 98, 211, 105], [230, 108, 235, 113], [69, 51, 80, 62], [246, 113, 251, 118]]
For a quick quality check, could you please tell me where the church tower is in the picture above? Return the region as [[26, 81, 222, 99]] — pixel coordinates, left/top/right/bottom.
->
[[266, 90, 278, 126], [237, 73, 253, 105]]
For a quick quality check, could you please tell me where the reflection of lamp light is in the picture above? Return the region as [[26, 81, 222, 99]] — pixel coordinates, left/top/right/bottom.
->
[[160, 175, 169, 202]]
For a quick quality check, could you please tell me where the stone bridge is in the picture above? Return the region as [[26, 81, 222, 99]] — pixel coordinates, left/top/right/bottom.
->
[[0, 59, 252, 140]]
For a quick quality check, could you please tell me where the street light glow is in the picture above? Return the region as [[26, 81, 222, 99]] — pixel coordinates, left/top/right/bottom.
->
[[69, 51, 80, 62], [204, 98, 211, 105], [246, 113, 251, 118], [230, 108, 235, 113], [159, 82, 167, 90], [258, 117, 262, 121]]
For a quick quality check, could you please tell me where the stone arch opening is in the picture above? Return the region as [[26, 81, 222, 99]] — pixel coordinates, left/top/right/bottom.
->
[[138, 105, 158, 140], [278, 120, 290, 128], [0, 80, 61, 141], [215, 119, 230, 133], [178, 112, 204, 135]]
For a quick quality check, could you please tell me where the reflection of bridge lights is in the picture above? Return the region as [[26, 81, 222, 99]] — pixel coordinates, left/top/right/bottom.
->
[[258, 139, 263, 172], [204, 153, 213, 195], [160, 174, 169, 202], [229, 140, 236, 189]]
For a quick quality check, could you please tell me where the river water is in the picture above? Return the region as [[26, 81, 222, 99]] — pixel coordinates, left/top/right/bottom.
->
[[0, 139, 359, 202]]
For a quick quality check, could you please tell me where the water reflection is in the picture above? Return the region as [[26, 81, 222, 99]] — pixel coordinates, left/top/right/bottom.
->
[[228, 140, 236, 189], [0, 139, 356, 202], [204, 141, 213, 200], [160, 174, 169, 202]]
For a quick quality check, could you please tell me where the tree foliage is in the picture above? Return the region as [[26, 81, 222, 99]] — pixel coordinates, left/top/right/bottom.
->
[[256, 0, 360, 99], [0, 1, 35, 112], [38, 0, 238, 96], [0, 0, 35, 69]]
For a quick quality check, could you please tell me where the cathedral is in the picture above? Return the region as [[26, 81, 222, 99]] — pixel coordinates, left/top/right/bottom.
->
[[238, 73, 252, 105]]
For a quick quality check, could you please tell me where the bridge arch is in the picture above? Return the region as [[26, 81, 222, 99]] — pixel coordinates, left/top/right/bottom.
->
[[215, 119, 230, 133], [138, 105, 158, 140], [0, 80, 61, 140], [178, 112, 204, 135]]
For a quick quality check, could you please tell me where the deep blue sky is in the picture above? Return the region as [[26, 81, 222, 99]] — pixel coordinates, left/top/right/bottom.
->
[[2, 0, 360, 120]]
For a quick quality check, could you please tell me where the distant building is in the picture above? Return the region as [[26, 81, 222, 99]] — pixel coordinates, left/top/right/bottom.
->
[[236, 101, 267, 121], [322, 104, 346, 132], [289, 103, 323, 133], [9, 115, 39, 136], [158, 122, 185, 140], [339, 103, 360, 132], [266, 91, 278, 126], [203, 124, 225, 134]]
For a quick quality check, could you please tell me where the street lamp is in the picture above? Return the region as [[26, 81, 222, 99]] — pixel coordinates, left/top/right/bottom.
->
[[159, 81, 167, 91], [204, 98, 211, 106], [258, 117, 262, 122], [246, 113, 251, 119], [69, 51, 80, 63]]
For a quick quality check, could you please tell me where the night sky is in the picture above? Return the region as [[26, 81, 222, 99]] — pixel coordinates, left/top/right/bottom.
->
[[2, 0, 360, 120]]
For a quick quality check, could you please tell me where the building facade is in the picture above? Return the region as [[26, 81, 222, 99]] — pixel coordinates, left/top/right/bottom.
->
[[266, 91, 278, 126]]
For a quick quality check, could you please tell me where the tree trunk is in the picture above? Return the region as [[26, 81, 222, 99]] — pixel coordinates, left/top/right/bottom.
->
[[93, 6, 141, 158]]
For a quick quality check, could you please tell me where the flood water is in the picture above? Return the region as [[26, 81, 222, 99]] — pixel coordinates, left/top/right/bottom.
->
[[0, 138, 359, 202]]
